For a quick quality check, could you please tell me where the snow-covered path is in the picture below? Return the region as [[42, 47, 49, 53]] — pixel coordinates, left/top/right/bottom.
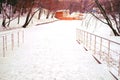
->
[[0, 20, 115, 80]]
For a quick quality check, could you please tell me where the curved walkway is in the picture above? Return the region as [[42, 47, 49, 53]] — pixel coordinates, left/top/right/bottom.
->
[[0, 21, 116, 80]]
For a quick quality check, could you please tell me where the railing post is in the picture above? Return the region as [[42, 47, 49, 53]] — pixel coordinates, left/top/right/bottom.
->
[[80, 30, 82, 43], [82, 30, 84, 43], [118, 54, 120, 76], [76, 29, 78, 41], [86, 32, 88, 48], [100, 37, 102, 60], [3, 36, 5, 57], [107, 40, 110, 67], [22, 30, 24, 43], [5, 35, 7, 51], [78, 30, 81, 43], [89, 34, 91, 50], [84, 31, 85, 45], [18, 31, 20, 47], [11, 33, 14, 50], [94, 36, 96, 54]]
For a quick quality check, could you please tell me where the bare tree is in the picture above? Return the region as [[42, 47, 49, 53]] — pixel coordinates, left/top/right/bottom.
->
[[22, 0, 41, 28], [1, 1, 11, 27], [91, 0, 120, 36], [0, 0, 19, 28]]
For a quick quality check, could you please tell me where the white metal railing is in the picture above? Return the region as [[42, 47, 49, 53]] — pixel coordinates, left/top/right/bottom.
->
[[76, 29, 120, 79], [0, 28, 24, 57]]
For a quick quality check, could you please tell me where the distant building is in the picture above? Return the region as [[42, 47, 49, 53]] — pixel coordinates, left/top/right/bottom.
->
[[55, 10, 69, 19], [55, 10, 83, 20]]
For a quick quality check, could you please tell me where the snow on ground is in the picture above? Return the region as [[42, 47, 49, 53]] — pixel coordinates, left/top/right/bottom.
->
[[0, 20, 115, 80]]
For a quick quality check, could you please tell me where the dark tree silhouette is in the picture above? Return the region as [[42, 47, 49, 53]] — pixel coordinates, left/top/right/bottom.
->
[[91, 0, 120, 36], [22, 0, 41, 28]]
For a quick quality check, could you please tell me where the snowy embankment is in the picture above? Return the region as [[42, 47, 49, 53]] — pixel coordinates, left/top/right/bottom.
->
[[0, 20, 115, 80], [0, 8, 57, 31], [76, 13, 120, 55], [76, 13, 120, 41]]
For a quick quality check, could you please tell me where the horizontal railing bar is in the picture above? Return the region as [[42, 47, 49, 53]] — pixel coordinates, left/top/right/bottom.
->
[[76, 29, 120, 45]]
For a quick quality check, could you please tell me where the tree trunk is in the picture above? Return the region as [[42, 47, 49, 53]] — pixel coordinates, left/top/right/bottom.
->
[[38, 8, 42, 19], [2, 16, 6, 28], [51, 12, 55, 18], [94, 0, 120, 36], [7, 18, 11, 27], [118, 2, 120, 34], [0, 3, 2, 14], [22, 11, 31, 28], [17, 9, 21, 24], [46, 11, 50, 19]]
